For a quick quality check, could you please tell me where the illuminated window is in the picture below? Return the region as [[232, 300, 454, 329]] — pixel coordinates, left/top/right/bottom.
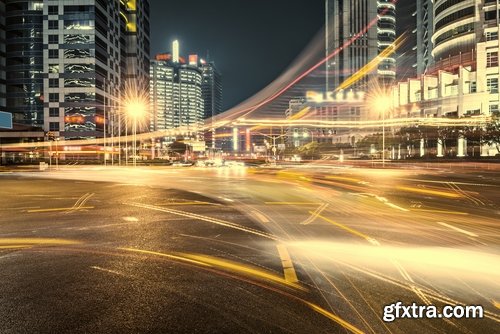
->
[[48, 64, 59, 73]]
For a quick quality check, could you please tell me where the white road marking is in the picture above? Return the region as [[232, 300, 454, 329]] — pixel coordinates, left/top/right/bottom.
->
[[252, 211, 270, 223], [438, 222, 478, 237], [122, 217, 139, 222], [219, 197, 234, 202]]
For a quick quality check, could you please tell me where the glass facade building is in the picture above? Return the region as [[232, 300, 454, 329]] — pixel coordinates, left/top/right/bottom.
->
[[150, 48, 204, 142]]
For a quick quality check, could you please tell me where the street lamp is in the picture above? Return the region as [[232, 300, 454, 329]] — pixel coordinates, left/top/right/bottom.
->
[[371, 93, 392, 167], [125, 101, 147, 167]]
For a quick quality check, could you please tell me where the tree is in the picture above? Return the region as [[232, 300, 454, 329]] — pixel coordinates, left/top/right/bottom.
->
[[483, 112, 500, 154]]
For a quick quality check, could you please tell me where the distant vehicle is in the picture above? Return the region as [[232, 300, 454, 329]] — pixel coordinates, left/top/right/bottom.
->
[[290, 155, 302, 162]]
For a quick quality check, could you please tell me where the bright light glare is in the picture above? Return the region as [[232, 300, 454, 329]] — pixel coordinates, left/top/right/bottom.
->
[[126, 101, 147, 119]]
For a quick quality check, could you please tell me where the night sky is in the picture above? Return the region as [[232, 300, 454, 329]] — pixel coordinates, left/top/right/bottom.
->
[[149, 0, 414, 111]]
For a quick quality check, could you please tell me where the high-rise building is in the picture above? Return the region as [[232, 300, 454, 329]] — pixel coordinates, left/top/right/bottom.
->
[[5, 0, 44, 126], [0, 0, 6, 112], [1, 0, 150, 138], [200, 60, 222, 120], [150, 41, 204, 141], [326, 0, 396, 90], [42, 0, 150, 139], [413, 0, 433, 76], [200, 59, 222, 148]]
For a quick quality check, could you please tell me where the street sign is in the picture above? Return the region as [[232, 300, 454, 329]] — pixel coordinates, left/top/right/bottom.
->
[[0, 111, 12, 129]]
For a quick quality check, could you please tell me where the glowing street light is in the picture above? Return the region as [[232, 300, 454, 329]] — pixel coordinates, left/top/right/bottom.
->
[[125, 100, 147, 167], [371, 93, 393, 167]]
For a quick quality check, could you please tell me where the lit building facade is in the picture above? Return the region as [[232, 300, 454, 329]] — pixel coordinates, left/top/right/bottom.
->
[[414, 0, 434, 76], [285, 91, 367, 147], [1, 0, 150, 138], [394, 0, 500, 118], [201, 60, 222, 148], [326, 0, 396, 90], [150, 42, 204, 142], [43, 0, 149, 139], [0, 0, 6, 113], [5, 0, 44, 126]]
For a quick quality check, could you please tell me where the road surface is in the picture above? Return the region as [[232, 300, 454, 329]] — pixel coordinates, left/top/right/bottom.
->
[[1, 164, 499, 333]]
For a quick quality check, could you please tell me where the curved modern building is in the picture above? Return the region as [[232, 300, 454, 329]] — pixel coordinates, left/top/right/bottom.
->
[[431, 0, 498, 72], [377, 0, 397, 85]]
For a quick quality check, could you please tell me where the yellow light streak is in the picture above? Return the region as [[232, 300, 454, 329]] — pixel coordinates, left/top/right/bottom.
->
[[179, 253, 305, 291], [265, 202, 322, 205], [304, 301, 365, 334], [410, 209, 469, 215], [315, 213, 378, 245], [335, 33, 407, 92], [118, 248, 212, 267], [0, 238, 80, 247], [27, 206, 94, 213], [2, 115, 491, 150], [397, 186, 461, 198]]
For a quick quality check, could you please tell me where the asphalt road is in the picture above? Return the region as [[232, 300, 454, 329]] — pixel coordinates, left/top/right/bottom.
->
[[1, 164, 499, 333]]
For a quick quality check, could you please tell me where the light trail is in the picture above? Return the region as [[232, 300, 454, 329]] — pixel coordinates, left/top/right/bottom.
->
[[202, 1, 401, 121]]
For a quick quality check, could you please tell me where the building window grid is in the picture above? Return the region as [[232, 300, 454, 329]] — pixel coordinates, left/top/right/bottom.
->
[[487, 51, 499, 67], [487, 77, 499, 93]]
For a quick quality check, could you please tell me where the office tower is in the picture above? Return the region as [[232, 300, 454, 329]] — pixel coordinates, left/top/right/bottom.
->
[[0, 0, 5, 112], [200, 60, 222, 120], [150, 41, 204, 141], [1, 0, 150, 137], [414, 0, 433, 76], [5, 0, 44, 126], [326, 0, 396, 90]]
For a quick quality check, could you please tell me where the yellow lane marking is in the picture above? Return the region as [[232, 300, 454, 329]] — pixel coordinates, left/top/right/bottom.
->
[[27, 206, 94, 213], [493, 300, 500, 310], [252, 211, 270, 223], [119, 248, 212, 267], [397, 186, 461, 198], [305, 301, 365, 334], [265, 202, 322, 205], [410, 209, 469, 216], [324, 175, 361, 183], [276, 245, 299, 283], [315, 213, 379, 246], [157, 201, 217, 206], [0, 245, 32, 249], [180, 253, 305, 291], [0, 238, 80, 247]]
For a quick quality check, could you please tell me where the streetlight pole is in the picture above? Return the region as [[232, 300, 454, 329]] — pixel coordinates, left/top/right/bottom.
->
[[133, 115, 137, 167], [382, 107, 385, 167]]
